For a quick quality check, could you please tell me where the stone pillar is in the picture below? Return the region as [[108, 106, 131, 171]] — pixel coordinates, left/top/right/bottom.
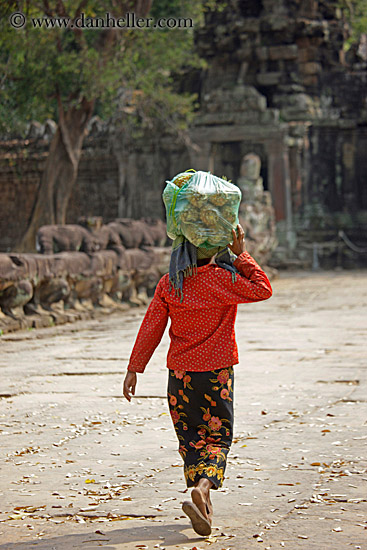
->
[[266, 140, 295, 250], [282, 147, 296, 250], [267, 140, 286, 220], [188, 140, 212, 171]]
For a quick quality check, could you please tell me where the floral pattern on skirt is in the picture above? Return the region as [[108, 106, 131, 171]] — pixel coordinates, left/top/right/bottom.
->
[[167, 366, 234, 489]]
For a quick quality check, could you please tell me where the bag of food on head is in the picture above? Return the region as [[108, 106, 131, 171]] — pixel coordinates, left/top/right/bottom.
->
[[163, 170, 242, 249]]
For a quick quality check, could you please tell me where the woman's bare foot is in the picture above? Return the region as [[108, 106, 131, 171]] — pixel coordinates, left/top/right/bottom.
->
[[192, 478, 214, 524], [191, 487, 208, 520], [182, 478, 214, 536]]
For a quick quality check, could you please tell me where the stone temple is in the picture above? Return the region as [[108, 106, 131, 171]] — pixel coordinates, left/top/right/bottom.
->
[[0, 0, 366, 268]]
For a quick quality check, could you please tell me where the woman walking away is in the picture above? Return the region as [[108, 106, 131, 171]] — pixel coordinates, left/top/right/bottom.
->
[[123, 223, 272, 536]]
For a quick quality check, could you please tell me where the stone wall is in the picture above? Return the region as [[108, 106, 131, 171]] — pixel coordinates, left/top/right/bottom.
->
[[189, 0, 367, 266], [0, 131, 191, 253], [1, 0, 366, 268], [0, 137, 120, 252]]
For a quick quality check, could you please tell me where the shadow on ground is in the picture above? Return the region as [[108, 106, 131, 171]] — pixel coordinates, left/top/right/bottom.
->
[[0, 521, 203, 550]]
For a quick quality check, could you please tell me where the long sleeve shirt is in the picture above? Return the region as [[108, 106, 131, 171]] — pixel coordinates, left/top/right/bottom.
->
[[127, 251, 272, 373]]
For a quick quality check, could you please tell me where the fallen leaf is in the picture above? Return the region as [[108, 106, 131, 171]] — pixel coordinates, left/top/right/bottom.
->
[[85, 479, 96, 484], [49, 519, 63, 524], [14, 505, 46, 512], [9, 514, 26, 520]]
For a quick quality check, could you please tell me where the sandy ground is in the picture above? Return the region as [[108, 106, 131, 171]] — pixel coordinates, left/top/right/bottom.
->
[[0, 269, 366, 550]]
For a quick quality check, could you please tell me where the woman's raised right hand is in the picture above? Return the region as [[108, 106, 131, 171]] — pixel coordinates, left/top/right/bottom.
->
[[228, 224, 246, 256]]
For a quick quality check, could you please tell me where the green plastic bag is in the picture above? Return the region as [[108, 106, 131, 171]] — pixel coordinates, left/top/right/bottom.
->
[[163, 170, 242, 249]]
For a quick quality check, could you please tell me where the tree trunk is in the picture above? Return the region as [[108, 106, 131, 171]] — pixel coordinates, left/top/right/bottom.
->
[[17, 97, 95, 252]]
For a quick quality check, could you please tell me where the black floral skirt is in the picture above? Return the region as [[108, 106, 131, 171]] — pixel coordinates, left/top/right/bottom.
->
[[167, 366, 234, 489]]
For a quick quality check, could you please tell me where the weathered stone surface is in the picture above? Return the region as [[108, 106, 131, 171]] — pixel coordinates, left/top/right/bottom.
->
[[257, 72, 282, 86], [268, 44, 298, 60], [255, 46, 269, 60], [300, 61, 322, 74], [1, 270, 365, 545]]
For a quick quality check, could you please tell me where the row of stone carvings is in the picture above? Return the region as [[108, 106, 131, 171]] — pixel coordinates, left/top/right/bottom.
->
[[0, 218, 171, 334]]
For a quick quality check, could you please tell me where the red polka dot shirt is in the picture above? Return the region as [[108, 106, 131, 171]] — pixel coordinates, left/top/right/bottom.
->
[[127, 251, 272, 373]]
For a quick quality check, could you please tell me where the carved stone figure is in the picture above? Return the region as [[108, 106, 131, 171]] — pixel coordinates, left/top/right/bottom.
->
[[109, 219, 154, 249], [0, 280, 33, 318], [36, 225, 99, 255], [237, 153, 278, 265], [141, 217, 168, 247], [0, 218, 172, 332], [78, 217, 122, 250]]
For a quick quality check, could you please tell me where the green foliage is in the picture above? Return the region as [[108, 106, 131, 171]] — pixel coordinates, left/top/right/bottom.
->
[[0, 0, 205, 137], [202, 0, 230, 12], [339, 0, 367, 49]]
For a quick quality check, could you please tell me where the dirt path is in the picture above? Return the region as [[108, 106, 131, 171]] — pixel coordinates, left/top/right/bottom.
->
[[0, 270, 366, 549]]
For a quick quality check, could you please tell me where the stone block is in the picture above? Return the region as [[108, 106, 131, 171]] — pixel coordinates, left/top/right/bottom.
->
[[296, 37, 311, 49], [236, 45, 253, 60], [297, 48, 308, 63], [274, 92, 314, 111], [256, 47, 269, 61], [241, 18, 260, 33], [231, 85, 267, 111], [257, 72, 282, 86], [260, 109, 281, 124], [302, 75, 318, 86], [280, 107, 314, 122], [277, 84, 305, 93], [269, 45, 298, 60], [297, 46, 318, 63], [300, 62, 322, 75], [236, 111, 262, 124], [195, 113, 236, 126], [261, 13, 289, 32]]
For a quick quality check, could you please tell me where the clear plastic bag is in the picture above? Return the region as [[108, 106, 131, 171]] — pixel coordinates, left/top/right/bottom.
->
[[163, 170, 242, 249]]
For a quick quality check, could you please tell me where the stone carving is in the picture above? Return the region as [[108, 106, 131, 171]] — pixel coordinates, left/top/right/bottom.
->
[[78, 216, 122, 251], [36, 225, 99, 255], [237, 153, 278, 266], [141, 217, 169, 247], [0, 280, 33, 319], [0, 218, 172, 333], [108, 219, 154, 249], [240, 153, 261, 181]]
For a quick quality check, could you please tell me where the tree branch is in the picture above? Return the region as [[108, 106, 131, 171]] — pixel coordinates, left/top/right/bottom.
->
[[56, 93, 78, 169], [74, 0, 89, 19], [41, 0, 54, 17], [55, 0, 67, 18]]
